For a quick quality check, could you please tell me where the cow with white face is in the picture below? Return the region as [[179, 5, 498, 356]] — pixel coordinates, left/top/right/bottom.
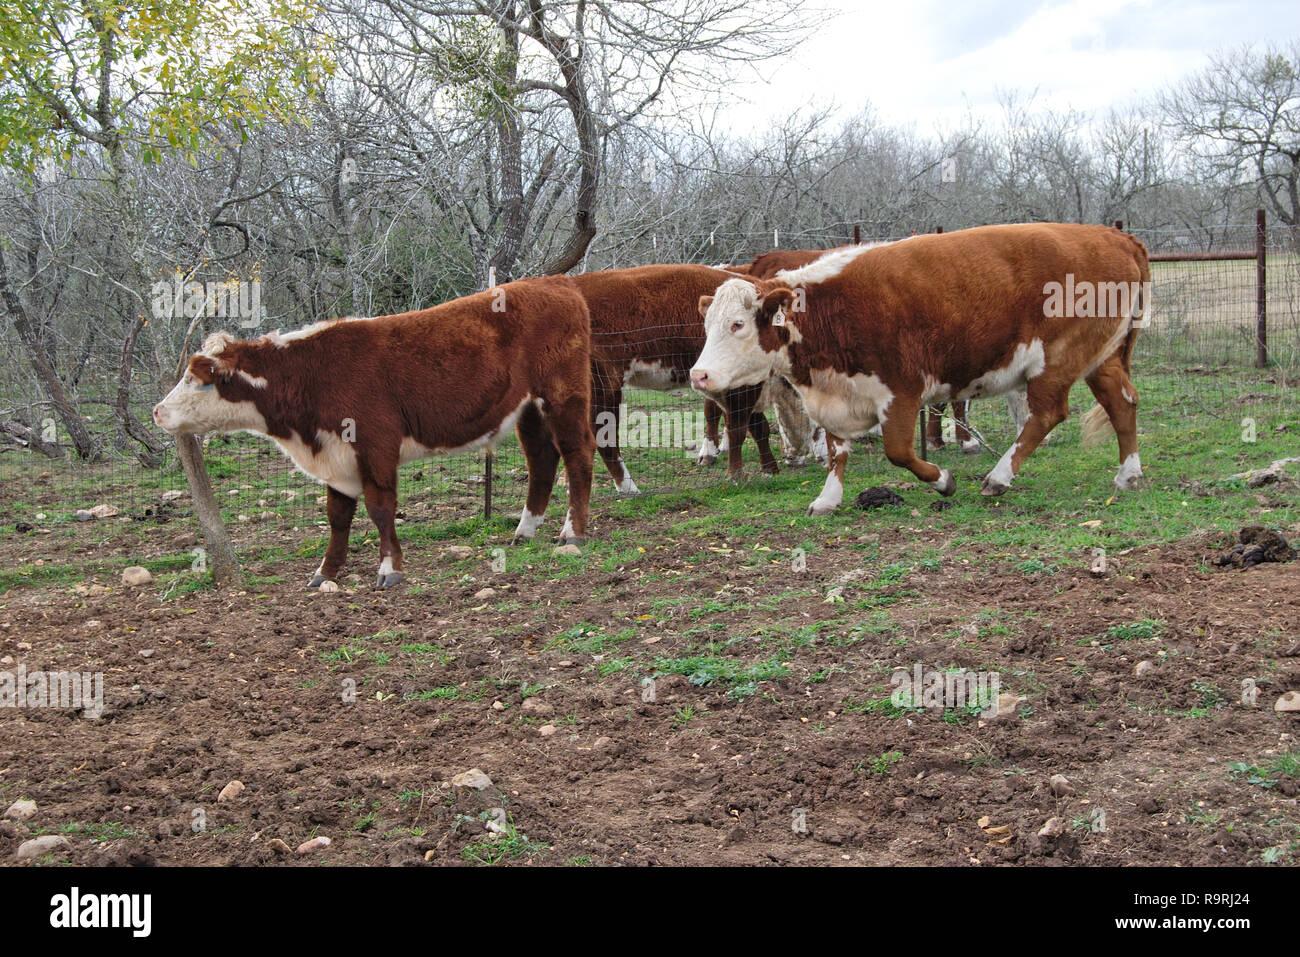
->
[[691, 223, 1150, 513], [154, 275, 596, 588]]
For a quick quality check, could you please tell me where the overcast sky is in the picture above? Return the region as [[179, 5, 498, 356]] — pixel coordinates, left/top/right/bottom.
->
[[723, 0, 1300, 133]]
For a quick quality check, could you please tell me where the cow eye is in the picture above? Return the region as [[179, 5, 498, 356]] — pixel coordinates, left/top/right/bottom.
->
[[730, 320, 744, 333]]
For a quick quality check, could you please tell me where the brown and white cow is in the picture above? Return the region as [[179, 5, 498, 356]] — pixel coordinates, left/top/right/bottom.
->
[[153, 276, 596, 587], [740, 243, 1034, 461], [690, 223, 1148, 512], [573, 264, 815, 490]]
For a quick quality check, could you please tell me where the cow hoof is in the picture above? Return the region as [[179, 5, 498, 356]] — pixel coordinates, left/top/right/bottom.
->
[[728, 472, 746, 485], [307, 575, 328, 590], [961, 440, 982, 454], [559, 535, 585, 546], [925, 439, 945, 452], [932, 469, 957, 496], [376, 571, 406, 589], [785, 455, 807, 467], [980, 479, 1009, 497], [761, 465, 780, 477], [697, 454, 717, 467], [807, 501, 837, 516], [511, 534, 532, 546]]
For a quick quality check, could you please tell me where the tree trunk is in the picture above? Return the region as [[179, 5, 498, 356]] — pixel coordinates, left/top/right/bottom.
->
[[0, 244, 102, 460], [115, 314, 164, 468]]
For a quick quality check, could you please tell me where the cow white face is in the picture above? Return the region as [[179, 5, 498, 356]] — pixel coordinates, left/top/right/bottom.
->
[[152, 349, 267, 436], [690, 279, 793, 395]]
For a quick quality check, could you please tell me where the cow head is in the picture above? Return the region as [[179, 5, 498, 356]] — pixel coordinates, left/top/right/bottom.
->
[[152, 333, 269, 436], [689, 278, 796, 395]]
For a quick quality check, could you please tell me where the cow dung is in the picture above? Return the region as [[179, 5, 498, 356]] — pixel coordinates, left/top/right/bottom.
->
[[854, 487, 905, 509], [1214, 528, 1296, 569]]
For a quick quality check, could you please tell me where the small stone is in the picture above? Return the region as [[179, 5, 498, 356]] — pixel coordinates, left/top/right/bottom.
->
[[1049, 774, 1075, 797], [1135, 660, 1155, 677], [1038, 816, 1066, 838], [995, 692, 1020, 717], [217, 780, 245, 802], [424, 849, 437, 862], [538, 724, 557, 737], [473, 587, 496, 601], [491, 700, 505, 711], [89, 504, 118, 519], [593, 736, 612, 749], [75, 510, 94, 522], [122, 566, 153, 587], [174, 533, 198, 548], [138, 649, 154, 659], [16, 835, 70, 860], [296, 836, 331, 855], [444, 545, 474, 560], [4, 799, 37, 821], [521, 697, 552, 716], [451, 768, 493, 790], [267, 838, 292, 855], [84, 620, 102, 630], [161, 490, 187, 503], [552, 544, 581, 557], [1275, 692, 1300, 713], [318, 580, 339, 593]]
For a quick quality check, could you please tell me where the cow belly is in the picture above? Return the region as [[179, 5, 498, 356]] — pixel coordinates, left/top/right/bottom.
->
[[623, 360, 682, 391], [273, 396, 533, 498], [953, 339, 1046, 401], [274, 430, 364, 499], [801, 370, 894, 439]]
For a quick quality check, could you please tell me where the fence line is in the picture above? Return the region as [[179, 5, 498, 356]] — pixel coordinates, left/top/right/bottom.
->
[[3, 217, 1297, 536]]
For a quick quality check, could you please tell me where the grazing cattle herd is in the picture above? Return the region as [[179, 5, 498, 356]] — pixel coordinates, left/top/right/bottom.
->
[[154, 222, 1150, 583]]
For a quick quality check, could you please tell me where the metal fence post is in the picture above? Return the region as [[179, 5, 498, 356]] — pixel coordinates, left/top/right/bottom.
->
[[484, 452, 493, 519], [1256, 208, 1268, 368]]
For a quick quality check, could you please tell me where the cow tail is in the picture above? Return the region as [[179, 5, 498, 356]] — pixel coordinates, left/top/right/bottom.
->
[[1082, 241, 1148, 448]]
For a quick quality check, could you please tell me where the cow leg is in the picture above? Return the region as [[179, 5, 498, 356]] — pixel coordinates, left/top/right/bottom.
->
[[1002, 388, 1045, 447], [954, 400, 982, 453], [699, 398, 722, 466], [980, 385, 1070, 496], [309, 486, 358, 588], [592, 376, 638, 494], [771, 378, 814, 465], [514, 401, 562, 543], [808, 432, 852, 515], [547, 397, 595, 544], [361, 478, 405, 588], [747, 410, 780, 475], [1085, 356, 1142, 490], [925, 402, 947, 451], [881, 396, 955, 495], [724, 383, 765, 480]]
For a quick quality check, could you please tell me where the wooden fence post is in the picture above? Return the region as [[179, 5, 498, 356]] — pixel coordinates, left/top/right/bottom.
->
[[1256, 208, 1268, 368]]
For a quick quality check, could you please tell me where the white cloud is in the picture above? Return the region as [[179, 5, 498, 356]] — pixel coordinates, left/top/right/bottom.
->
[[721, 0, 1300, 133]]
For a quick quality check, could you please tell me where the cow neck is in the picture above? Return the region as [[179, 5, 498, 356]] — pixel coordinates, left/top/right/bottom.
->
[[227, 336, 319, 447], [786, 276, 871, 383]]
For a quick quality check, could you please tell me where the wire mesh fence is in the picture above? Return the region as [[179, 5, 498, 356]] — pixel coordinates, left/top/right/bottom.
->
[[3, 217, 1297, 538]]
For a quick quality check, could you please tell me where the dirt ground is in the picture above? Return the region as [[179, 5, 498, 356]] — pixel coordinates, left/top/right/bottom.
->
[[2, 496, 1299, 867]]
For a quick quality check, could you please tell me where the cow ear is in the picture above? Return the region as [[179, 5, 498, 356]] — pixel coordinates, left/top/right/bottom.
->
[[697, 295, 714, 319], [757, 287, 794, 328], [188, 355, 216, 385]]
